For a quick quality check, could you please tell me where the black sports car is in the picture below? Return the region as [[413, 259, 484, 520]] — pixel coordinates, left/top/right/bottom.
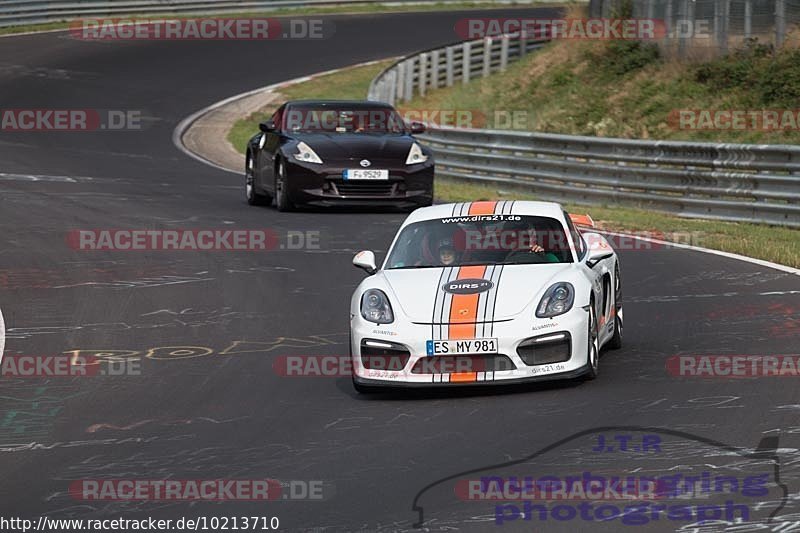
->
[[245, 100, 434, 211]]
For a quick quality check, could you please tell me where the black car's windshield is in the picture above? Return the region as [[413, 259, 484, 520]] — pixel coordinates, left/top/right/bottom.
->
[[283, 105, 407, 134], [385, 215, 574, 269]]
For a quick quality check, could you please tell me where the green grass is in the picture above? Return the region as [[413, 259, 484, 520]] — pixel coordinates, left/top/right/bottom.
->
[[0, 2, 559, 36], [403, 38, 800, 144], [436, 178, 800, 268], [227, 59, 394, 154]]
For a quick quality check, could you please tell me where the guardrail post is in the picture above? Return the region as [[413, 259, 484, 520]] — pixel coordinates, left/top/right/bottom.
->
[[714, 0, 729, 55], [665, 0, 673, 39], [404, 58, 414, 103], [431, 50, 440, 89], [396, 62, 405, 102], [519, 31, 528, 57], [388, 70, 397, 105], [482, 37, 492, 77], [678, 0, 688, 59], [776, 0, 786, 48], [418, 52, 427, 97], [445, 46, 455, 87], [462, 41, 471, 84], [500, 35, 510, 71], [744, 0, 752, 39]]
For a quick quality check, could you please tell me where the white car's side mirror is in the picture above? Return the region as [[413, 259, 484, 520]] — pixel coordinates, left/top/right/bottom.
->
[[353, 250, 377, 275], [583, 232, 614, 269]]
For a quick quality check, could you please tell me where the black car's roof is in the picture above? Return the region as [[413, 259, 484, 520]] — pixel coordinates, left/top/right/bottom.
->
[[285, 100, 394, 109]]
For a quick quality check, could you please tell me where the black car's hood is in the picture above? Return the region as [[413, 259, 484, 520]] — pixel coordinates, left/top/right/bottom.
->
[[291, 132, 414, 162]]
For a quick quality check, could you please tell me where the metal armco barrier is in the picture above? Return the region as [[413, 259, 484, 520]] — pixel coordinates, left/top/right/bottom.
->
[[368, 33, 800, 227]]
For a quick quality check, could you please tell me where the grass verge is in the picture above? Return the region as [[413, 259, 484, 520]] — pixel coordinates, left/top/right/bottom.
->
[[403, 37, 800, 144]]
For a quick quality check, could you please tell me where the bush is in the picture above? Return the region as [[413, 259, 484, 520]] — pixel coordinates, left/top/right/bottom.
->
[[594, 40, 662, 77], [692, 41, 800, 107]]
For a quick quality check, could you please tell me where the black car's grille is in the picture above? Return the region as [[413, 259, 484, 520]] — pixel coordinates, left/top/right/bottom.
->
[[333, 181, 396, 197], [517, 332, 572, 366], [411, 354, 516, 374]]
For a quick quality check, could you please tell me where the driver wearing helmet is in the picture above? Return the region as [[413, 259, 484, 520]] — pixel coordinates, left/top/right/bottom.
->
[[437, 238, 459, 266]]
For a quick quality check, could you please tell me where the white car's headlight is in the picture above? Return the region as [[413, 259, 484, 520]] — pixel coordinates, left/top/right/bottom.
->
[[405, 143, 428, 165], [361, 289, 394, 324], [293, 141, 323, 164], [536, 282, 575, 318]]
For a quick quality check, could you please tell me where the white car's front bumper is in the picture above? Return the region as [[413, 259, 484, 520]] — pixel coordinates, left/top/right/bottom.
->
[[350, 306, 591, 387]]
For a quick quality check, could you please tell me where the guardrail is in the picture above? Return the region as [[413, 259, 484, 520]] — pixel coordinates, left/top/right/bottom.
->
[[0, 0, 547, 28], [368, 32, 800, 227], [367, 32, 550, 104]]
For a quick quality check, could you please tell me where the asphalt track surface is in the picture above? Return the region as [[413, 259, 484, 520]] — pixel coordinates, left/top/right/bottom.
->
[[0, 8, 799, 533]]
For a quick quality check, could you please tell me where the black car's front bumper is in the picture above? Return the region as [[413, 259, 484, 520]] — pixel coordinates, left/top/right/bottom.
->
[[284, 158, 434, 207]]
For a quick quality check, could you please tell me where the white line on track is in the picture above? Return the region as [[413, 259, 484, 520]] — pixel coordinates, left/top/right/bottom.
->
[[599, 229, 800, 277]]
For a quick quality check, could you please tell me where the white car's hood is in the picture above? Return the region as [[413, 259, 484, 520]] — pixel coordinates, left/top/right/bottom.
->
[[380, 263, 577, 323]]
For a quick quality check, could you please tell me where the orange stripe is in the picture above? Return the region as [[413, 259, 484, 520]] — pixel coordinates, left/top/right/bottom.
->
[[451, 372, 478, 383], [468, 201, 498, 216], [448, 265, 487, 340]]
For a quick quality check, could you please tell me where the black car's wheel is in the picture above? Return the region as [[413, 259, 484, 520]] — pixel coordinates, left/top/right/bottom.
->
[[245, 155, 271, 206], [275, 160, 294, 212], [583, 300, 600, 380]]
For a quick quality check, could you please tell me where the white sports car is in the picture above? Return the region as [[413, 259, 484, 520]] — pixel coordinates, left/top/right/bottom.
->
[[349, 201, 622, 392]]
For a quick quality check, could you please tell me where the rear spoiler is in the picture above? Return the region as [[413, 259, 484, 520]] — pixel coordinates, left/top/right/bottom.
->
[[569, 213, 595, 228]]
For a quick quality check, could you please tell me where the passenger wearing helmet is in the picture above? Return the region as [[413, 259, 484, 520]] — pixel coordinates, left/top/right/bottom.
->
[[437, 238, 459, 266]]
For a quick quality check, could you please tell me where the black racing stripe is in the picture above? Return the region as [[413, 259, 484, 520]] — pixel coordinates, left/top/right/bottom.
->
[[507, 200, 516, 215], [489, 265, 504, 336], [480, 265, 495, 337], [451, 203, 459, 217], [494, 200, 505, 215], [431, 267, 447, 340], [438, 267, 457, 339]]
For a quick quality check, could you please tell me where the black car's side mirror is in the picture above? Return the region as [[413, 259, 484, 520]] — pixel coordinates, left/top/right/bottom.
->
[[409, 121, 426, 134], [259, 120, 277, 133]]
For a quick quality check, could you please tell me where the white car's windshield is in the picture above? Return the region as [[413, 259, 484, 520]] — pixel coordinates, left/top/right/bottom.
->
[[385, 215, 573, 269]]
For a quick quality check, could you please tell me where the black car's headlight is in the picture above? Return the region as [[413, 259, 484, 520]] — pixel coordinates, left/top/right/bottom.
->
[[293, 141, 323, 164], [361, 289, 394, 324], [536, 282, 575, 318], [405, 143, 428, 165]]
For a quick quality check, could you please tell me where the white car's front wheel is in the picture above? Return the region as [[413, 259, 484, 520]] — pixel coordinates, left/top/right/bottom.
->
[[583, 301, 600, 380]]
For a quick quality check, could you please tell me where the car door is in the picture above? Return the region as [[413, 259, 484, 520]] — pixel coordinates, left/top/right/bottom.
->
[[256, 105, 284, 194]]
